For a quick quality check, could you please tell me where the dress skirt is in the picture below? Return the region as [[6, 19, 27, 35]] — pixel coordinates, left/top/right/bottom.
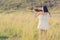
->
[[37, 21, 50, 30]]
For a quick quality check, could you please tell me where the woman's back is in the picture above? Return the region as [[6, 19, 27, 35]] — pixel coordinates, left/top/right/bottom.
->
[[38, 13, 50, 24]]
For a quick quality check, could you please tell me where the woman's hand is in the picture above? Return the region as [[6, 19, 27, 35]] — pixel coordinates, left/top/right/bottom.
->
[[34, 13, 40, 17], [34, 13, 37, 17]]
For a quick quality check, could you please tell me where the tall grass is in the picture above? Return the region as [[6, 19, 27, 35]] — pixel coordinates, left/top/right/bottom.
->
[[0, 9, 60, 40]]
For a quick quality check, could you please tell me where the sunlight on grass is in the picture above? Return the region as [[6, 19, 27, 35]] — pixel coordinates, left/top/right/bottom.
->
[[0, 9, 60, 40]]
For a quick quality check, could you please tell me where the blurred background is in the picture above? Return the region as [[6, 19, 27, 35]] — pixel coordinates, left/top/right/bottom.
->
[[0, 0, 60, 40]]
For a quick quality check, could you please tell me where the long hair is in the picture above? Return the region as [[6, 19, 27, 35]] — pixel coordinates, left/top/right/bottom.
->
[[43, 5, 50, 15]]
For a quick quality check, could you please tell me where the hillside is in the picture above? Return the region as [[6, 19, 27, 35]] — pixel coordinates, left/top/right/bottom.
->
[[0, 0, 60, 10]]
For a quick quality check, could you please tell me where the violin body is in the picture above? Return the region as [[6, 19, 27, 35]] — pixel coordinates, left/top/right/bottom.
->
[[34, 9, 42, 12]]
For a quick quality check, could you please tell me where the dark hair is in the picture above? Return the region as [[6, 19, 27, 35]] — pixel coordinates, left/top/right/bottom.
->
[[43, 5, 48, 12], [43, 5, 50, 15]]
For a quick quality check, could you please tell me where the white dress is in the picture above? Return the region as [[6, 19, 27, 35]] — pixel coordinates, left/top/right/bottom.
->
[[37, 13, 50, 30]]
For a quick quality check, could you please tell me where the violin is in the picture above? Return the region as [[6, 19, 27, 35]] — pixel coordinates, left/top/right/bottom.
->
[[34, 8, 43, 12]]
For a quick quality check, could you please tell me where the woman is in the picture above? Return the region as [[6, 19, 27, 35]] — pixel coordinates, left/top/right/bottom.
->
[[34, 5, 50, 40]]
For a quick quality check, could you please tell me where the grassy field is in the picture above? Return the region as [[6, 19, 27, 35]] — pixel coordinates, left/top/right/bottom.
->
[[0, 8, 60, 40]]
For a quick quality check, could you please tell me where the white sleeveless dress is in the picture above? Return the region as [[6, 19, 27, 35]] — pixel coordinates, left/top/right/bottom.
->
[[37, 13, 50, 30]]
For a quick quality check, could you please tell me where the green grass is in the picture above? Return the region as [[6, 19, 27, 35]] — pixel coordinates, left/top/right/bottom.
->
[[0, 9, 60, 40]]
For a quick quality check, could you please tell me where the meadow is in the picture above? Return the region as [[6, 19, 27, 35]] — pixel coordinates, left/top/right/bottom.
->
[[0, 7, 60, 40]]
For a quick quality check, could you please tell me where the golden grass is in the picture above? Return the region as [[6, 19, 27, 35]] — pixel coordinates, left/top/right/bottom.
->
[[0, 9, 60, 40]]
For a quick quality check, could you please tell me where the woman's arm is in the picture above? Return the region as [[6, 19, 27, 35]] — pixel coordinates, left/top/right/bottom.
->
[[34, 8, 43, 17], [34, 13, 40, 17]]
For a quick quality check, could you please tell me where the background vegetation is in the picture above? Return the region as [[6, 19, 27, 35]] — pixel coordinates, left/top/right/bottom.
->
[[0, 0, 59, 10], [0, 0, 60, 40]]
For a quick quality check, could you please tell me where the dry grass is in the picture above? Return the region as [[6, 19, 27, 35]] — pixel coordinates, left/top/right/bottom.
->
[[0, 9, 60, 40]]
